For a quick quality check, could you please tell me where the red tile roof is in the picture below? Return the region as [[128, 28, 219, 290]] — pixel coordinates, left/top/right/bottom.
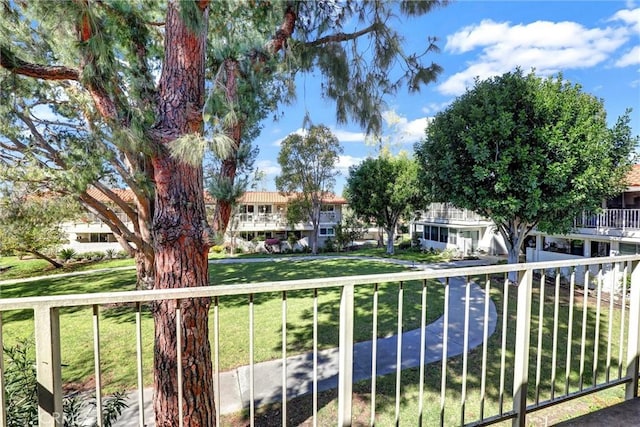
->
[[237, 191, 347, 205], [627, 165, 640, 187], [83, 188, 346, 205]]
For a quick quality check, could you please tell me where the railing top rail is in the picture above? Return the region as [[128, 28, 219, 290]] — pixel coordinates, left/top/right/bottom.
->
[[1, 255, 638, 311]]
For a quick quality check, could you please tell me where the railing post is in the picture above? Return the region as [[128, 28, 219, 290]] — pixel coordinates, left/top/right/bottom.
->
[[338, 284, 354, 426], [512, 268, 533, 427], [34, 306, 63, 426], [626, 260, 640, 399]]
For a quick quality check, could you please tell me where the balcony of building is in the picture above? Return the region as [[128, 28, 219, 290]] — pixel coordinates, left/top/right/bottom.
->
[[418, 203, 493, 226], [2, 256, 640, 426]]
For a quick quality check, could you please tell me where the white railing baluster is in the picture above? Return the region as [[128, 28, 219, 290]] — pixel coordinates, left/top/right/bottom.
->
[[34, 306, 63, 427], [619, 263, 628, 379], [550, 270, 561, 400], [460, 277, 471, 426], [565, 268, 576, 395], [625, 260, 640, 399], [313, 288, 319, 427], [370, 283, 379, 427], [0, 312, 6, 427], [281, 291, 287, 426], [338, 284, 354, 426], [213, 296, 220, 427], [606, 263, 616, 383], [513, 269, 533, 427], [175, 299, 183, 427], [479, 275, 491, 420], [135, 302, 145, 427], [498, 273, 509, 415], [418, 279, 427, 425], [440, 278, 450, 427], [579, 270, 590, 391], [249, 293, 255, 427], [394, 281, 404, 425], [535, 271, 545, 405], [593, 266, 603, 386], [92, 305, 103, 427]]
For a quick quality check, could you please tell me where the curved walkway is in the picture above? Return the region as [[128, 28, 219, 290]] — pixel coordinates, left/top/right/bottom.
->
[[114, 256, 498, 425]]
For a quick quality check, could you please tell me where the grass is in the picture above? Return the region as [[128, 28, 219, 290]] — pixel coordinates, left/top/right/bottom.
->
[[224, 272, 632, 426], [3, 255, 630, 425], [0, 255, 135, 281], [1, 258, 445, 396]]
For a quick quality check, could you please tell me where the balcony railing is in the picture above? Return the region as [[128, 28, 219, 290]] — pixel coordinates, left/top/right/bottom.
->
[[420, 203, 489, 223], [2, 256, 640, 426], [575, 209, 640, 231]]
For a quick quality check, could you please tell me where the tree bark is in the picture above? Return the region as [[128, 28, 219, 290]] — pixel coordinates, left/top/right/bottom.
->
[[385, 227, 395, 255], [150, 1, 215, 426], [28, 250, 63, 268]]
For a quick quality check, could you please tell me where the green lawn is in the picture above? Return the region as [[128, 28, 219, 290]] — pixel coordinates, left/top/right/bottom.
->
[[226, 272, 631, 426], [1, 258, 445, 395], [2, 256, 629, 425]]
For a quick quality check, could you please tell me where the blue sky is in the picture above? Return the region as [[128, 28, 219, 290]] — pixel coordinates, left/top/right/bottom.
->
[[252, 1, 640, 195]]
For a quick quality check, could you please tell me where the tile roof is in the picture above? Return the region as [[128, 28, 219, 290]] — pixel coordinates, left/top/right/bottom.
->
[[627, 165, 640, 187], [82, 188, 346, 205], [237, 191, 347, 204]]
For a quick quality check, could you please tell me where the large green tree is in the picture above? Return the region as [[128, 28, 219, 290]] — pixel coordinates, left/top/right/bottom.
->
[[1, 1, 448, 424], [0, 187, 79, 268], [415, 69, 638, 270], [276, 124, 342, 254], [346, 153, 426, 254]]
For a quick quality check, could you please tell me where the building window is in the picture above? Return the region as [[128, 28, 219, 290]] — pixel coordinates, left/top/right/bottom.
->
[[241, 204, 255, 214], [448, 228, 457, 245], [430, 226, 439, 242], [439, 227, 448, 243], [620, 243, 639, 255], [320, 227, 335, 236], [321, 204, 335, 212], [258, 205, 272, 214]]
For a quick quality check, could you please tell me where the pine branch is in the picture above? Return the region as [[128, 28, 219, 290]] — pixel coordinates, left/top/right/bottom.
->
[[304, 23, 379, 48], [0, 45, 80, 81]]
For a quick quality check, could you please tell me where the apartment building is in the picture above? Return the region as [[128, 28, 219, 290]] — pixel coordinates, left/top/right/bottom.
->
[[61, 189, 347, 253]]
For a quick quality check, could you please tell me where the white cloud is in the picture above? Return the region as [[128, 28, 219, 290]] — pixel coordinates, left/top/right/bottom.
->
[[271, 128, 306, 147], [610, 7, 640, 34], [439, 18, 630, 96], [332, 129, 366, 143], [255, 160, 280, 176], [421, 100, 452, 115], [616, 45, 640, 67], [335, 155, 365, 173]]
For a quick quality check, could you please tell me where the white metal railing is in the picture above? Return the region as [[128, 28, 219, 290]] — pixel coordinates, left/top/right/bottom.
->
[[421, 203, 489, 223], [575, 209, 640, 231], [1, 256, 639, 426]]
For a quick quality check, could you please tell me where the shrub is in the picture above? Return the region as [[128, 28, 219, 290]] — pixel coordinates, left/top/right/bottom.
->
[[265, 238, 280, 246], [287, 235, 298, 245], [211, 245, 225, 253], [324, 238, 336, 252], [397, 240, 412, 250], [58, 248, 77, 261], [105, 249, 117, 259], [4, 341, 127, 426]]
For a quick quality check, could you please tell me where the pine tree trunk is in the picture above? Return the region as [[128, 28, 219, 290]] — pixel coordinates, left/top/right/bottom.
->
[[134, 250, 155, 290], [151, 2, 215, 425]]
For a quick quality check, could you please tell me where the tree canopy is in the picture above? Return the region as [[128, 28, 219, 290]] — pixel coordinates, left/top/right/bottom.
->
[[0, 187, 79, 268], [276, 124, 342, 254], [346, 153, 425, 254], [415, 68, 638, 266]]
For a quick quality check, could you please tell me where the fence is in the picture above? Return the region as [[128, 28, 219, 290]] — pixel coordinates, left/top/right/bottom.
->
[[1, 255, 639, 426]]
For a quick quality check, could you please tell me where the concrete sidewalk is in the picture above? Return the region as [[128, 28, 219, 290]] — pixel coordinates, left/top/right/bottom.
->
[[113, 258, 498, 425]]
